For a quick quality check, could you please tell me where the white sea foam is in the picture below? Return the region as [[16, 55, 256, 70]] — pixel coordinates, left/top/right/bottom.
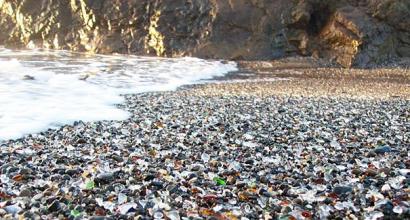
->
[[0, 49, 237, 141]]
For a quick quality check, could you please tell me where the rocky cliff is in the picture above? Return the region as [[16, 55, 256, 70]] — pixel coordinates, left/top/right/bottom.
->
[[0, 0, 409, 67]]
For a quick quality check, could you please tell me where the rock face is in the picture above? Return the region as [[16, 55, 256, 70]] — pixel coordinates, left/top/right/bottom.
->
[[0, 0, 409, 67]]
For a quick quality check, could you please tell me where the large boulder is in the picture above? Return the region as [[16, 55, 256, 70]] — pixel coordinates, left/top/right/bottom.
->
[[368, 0, 410, 57], [318, 6, 396, 67], [0, 0, 409, 67]]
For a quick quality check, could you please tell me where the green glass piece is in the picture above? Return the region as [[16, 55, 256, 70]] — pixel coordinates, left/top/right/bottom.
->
[[70, 209, 81, 217], [85, 180, 95, 190], [213, 177, 226, 186], [278, 215, 291, 220]]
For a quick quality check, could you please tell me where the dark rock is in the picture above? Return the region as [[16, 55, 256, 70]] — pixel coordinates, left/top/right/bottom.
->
[[380, 201, 394, 216], [352, 168, 362, 176], [89, 217, 114, 220], [404, 178, 410, 186], [367, 151, 377, 157], [324, 197, 333, 205], [245, 159, 254, 165], [379, 168, 391, 176], [95, 173, 114, 185], [333, 186, 353, 195], [151, 181, 164, 189], [374, 146, 392, 154], [191, 164, 203, 172], [48, 200, 61, 212], [6, 166, 19, 174], [144, 174, 156, 181], [76, 138, 87, 144], [259, 176, 269, 184], [19, 188, 33, 197], [111, 155, 123, 162], [19, 168, 32, 175], [0, 0, 408, 67], [22, 75, 35, 80], [365, 169, 378, 177], [23, 211, 36, 219], [65, 169, 80, 176]]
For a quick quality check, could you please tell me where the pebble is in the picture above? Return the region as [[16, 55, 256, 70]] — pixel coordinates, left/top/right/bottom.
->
[[66, 169, 80, 176], [19, 188, 33, 197], [399, 169, 410, 176], [374, 146, 392, 154], [4, 205, 22, 215], [333, 186, 353, 195], [95, 173, 114, 184], [22, 75, 35, 80], [48, 200, 61, 212]]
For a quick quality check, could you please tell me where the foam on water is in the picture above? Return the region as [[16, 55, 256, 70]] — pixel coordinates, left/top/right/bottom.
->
[[0, 48, 237, 141]]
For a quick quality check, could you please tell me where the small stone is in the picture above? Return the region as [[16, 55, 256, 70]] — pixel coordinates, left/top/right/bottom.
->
[[12, 174, 23, 182], [48, 200, 61, 212], [399, 169, 410, 176], [76, 138, 87, 144], [66, 169, 80, 176], [381, 184, 391, 192], [259, 176, 268, 184], [203, 194, 218, 204], [22, 75, 35, 80], [167, 210, 180, 220], [19, 168, 32, 175], [112, 155, 123, 162], [245, 159, 254, 165], [379, 168, 391, 176], [365, 169, 378, 177], [333, 186, 353, 195], [380, 201, 394, 215], [191, 164, 204, 171], [201, 152, 210, 163], [151, 181, 164, 189], [95, 173, 114, 184], [330, 140, 341, 150], [374, 146, 392, 154], [154, 211, 164, 219], [117, 193, 127, 205], [89, 216, 114, 220], [367, 151, 377, 157], [23, 211, 35, 219], [19, 188, 33, 197], [352, 169, 362, 175], [32, 193, 43, 200], [118, 203, 137, 215], [4, 205, 22, 215], [144, 174, 156, 181], [393, 206, 403, 214]]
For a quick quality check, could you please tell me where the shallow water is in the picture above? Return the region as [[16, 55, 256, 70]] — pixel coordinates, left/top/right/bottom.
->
[[0, 48, 237, 141]]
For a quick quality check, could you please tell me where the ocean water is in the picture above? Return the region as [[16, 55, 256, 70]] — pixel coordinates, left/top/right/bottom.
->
[[0, 48, 237, 141]]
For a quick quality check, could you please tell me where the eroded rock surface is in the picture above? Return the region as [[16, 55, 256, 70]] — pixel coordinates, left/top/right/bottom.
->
[[0, 0, 409, 67]]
